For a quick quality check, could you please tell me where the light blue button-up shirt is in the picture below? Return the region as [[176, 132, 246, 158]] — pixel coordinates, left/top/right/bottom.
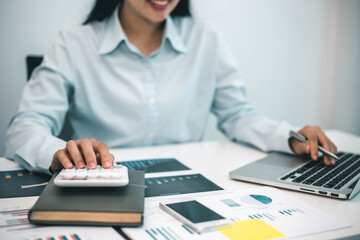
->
[[5, 8, 295, 174]]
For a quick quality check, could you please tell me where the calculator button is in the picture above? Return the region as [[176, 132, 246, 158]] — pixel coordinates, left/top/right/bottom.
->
[[100, 168, 111, 172], [88, 169, 99, 175], [64, 168, 76, 173], [111, 172, 123, 177], [54, 165, 129, 187], [61, 172, 73, 177], [100, 176, 112, 180], [75, 170, 87, 176], [88, 172, 99, 177], [62, 176, 73, 180], [73, 175, 87, 180], [87, 175, 98, 180]]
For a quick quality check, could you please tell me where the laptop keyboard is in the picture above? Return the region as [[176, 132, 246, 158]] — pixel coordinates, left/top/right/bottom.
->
[[280, 152, 360, 190]]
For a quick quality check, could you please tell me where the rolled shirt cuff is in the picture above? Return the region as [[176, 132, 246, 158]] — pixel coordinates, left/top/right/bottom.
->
[[13, 135, 66, 175]]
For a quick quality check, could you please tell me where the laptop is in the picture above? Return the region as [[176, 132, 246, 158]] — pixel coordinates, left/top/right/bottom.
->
[[229, 151, 360, 199]]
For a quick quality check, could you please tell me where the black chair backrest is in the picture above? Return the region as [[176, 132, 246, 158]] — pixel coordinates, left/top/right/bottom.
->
[[26, 55, 43, 80]]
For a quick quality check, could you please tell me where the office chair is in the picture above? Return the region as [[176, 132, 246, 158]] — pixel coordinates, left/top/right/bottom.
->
[[26, 56, 43, 80], [26, 55, 73, 141]]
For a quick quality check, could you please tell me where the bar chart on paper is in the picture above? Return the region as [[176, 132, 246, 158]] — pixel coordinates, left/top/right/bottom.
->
[[220, 199, 241, 208], [144, 226, 189, 240], [194, 187, 350, 239], [145, 173, 223, 197], [278, 208, 305, 216], [144, 223, 207, 240], [246, 208, 306, 223], [0, 208, 39, 232], [117, 158, 190, 173], [248, 212, 277, 221], [46, 233, 82, 240], [4, 230, 83, 240], [0, 170, 51, 198], [240, 194, 272, 205], [0, 208, 91, 239], [123, 187, 350, 240], [122, 202, 208, 240], [3, 229, 119, 240]]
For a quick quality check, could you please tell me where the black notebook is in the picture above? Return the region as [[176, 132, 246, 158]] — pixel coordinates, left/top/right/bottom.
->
[[29, 170, 145, 226]]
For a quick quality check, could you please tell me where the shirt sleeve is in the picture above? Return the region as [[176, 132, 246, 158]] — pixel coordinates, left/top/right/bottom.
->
[[211, 32, 298, 153], [5, 31, 75, 174]]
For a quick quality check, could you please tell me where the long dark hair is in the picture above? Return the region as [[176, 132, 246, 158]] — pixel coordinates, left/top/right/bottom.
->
[[84, 0, 191, 24]]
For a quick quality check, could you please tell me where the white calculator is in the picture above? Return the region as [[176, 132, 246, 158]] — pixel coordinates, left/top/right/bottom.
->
[[53, 165, 129, 187]]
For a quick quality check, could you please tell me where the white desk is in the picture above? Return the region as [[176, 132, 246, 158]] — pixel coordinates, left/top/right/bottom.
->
[[1, 129, 359, 239]]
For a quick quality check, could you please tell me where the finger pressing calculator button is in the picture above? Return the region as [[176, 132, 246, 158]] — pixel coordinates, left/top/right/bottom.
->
[[64, 168, 76, 173], [88, 168, 99, 174], [75, 169, 87, 176]]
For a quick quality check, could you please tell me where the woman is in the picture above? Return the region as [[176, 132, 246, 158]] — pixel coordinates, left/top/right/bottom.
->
[[5, 0, 337, 174]]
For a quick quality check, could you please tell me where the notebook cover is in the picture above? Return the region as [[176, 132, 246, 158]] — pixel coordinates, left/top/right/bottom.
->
[[28, 170, 145, 226]]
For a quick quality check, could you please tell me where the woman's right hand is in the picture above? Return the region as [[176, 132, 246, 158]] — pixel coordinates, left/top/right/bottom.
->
[[50, 139, 114, 172]]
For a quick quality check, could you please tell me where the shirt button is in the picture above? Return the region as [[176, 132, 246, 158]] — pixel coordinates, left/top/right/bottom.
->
[[149, 97, 156, 104], [145, 63, 151, 68]]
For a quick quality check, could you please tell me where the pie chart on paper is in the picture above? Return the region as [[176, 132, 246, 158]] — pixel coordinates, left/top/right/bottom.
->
[[241, 194, 273, 205]]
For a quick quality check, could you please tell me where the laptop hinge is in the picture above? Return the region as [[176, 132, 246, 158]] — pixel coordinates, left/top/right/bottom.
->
[[349, 178, 360, 199]]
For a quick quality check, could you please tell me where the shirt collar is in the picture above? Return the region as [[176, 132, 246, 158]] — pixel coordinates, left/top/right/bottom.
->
[[98, 5, 126, 55], [98, 6, 187, 55], [163, 16, 187, 53]]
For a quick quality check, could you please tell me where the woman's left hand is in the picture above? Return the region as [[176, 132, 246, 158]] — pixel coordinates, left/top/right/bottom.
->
[[289, 125, 337, 166]]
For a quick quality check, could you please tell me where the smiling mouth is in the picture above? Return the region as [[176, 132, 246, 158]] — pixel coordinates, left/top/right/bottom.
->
[[147, 0, 170, 10]]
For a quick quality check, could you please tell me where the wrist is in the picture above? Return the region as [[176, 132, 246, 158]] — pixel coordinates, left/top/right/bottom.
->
[[288, 137, 296, 154]]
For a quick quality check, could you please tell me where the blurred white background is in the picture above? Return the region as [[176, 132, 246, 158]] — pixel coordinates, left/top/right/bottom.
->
[[0, 0, 359, 156]]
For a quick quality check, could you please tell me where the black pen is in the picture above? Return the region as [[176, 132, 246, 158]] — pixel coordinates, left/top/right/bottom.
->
[[289, 130, 340, 160]]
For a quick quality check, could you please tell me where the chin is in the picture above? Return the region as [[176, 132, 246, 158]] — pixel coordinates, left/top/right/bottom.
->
[[148, 15, 168, 23], [143, 9, 170, 23]]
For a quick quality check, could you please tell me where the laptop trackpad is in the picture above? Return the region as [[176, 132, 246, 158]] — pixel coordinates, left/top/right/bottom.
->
[[258, 153, 308, 168]]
